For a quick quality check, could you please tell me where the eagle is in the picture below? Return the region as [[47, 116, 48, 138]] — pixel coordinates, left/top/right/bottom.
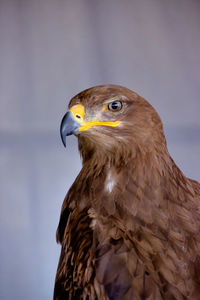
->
[[54, 85, 200, 300]]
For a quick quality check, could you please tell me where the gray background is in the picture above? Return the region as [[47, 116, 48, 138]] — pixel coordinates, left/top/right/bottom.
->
[[0, 0, 199, 299]]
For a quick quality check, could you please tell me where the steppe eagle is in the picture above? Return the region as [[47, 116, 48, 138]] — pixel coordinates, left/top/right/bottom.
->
[[54, 85, 200, 300]]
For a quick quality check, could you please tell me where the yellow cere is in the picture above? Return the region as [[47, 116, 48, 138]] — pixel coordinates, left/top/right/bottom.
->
[[69, 104, 121, 131], [69, 104, 85, 124]]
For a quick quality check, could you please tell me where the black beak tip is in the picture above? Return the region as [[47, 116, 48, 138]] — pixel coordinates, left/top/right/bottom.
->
[[60, 111, 81, 147], [61, 133, 66, 147], [60, 114, 67, 147]]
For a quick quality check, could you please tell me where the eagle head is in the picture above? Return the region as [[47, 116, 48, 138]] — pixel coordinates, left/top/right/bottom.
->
[[60, 85, 166, 161]]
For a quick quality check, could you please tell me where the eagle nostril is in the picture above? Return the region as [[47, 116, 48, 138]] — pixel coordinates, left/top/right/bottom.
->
[[76, 114, 81, 119]]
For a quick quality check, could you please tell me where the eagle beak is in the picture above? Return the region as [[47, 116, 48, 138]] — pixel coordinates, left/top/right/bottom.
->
[[60, 104, 85, 147], [60, 103, 121, 147], [60, 111, 81, 147]]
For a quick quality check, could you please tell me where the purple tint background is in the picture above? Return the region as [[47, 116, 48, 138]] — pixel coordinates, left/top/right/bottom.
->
[[0, 0, 199, 299]]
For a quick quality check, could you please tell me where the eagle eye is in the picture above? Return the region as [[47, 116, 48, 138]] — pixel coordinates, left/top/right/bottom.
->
[[107, 101, 122, 112]]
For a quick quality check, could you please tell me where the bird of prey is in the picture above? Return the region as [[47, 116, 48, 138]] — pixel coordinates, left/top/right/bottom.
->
[[54, 85, 200, 300]]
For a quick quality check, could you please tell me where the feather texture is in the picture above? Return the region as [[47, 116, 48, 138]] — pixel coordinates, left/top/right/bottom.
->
[[54, 85, 200, 299]]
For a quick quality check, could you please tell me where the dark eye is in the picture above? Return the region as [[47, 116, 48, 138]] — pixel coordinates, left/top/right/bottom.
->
[[108, 101, 122, 112]]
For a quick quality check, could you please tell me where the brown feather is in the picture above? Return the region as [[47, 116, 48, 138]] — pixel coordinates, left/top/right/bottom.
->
[[54, 85, 200, 299]]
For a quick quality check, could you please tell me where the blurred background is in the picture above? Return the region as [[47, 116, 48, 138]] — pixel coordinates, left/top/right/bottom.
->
[[0, 0, 199, 299]]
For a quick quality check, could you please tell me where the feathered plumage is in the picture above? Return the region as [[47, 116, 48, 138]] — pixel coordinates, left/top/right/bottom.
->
[[54, 85, 200, 300]]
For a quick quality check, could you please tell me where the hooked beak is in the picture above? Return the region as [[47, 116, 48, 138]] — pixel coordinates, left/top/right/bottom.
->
[[60, 103, 121, 147], [60, 111, 81, 147]]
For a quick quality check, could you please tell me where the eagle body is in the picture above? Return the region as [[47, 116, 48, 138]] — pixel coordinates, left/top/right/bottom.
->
[[54, 85, 200, 300]]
